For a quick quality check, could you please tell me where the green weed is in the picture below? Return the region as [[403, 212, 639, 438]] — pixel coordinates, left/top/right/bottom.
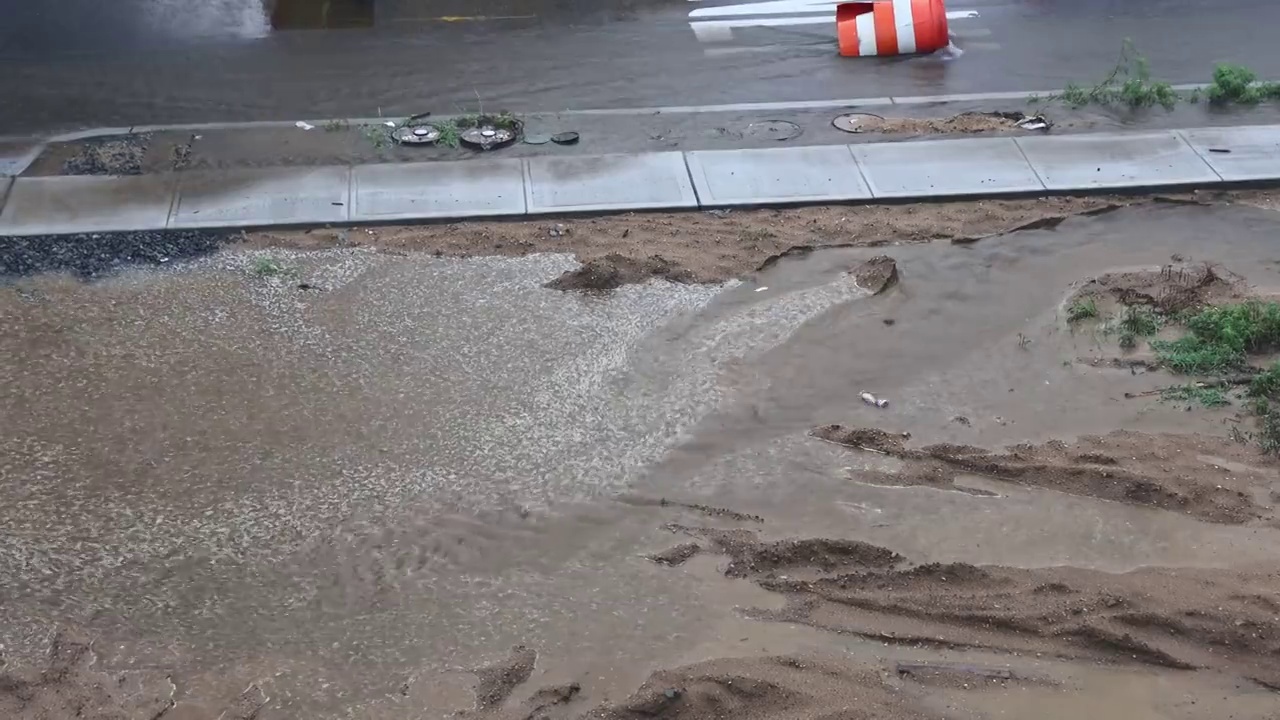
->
[[433, 121, 461, 149], [1260, 407, 1280, 455], [1053, 40, 1179, 110], [362, 124, 392, 150], [250, 257, 292, 278], [1118, 305, 1161, 336], [1160, 384, 1229, 408], [1153, 301, 1280, 373], [1067, 297, 1099, 322], [1249, 361, 1280, 398], [1206, 64, 1280, 105]]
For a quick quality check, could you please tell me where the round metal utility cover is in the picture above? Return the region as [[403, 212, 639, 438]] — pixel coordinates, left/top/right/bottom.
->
[[745, 120, 801, 141], [551, 131, 580, 145], [392, 124, 440, 145], [832, 113, 879, 133], [460, 125, 517, 150], [524, 134, 551, 145]]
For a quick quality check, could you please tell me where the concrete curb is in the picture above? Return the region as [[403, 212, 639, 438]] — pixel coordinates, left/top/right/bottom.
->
[[0, 83, 1229, 147], [2, 125, 1278, 237]]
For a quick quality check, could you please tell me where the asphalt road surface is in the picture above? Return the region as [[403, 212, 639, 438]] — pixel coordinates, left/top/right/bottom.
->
[[1, 0, 1277, 134]]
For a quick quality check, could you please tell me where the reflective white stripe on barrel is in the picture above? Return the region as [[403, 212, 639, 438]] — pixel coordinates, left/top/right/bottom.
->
[[893, 0, 917, 54], [855, 9, 877, 55]]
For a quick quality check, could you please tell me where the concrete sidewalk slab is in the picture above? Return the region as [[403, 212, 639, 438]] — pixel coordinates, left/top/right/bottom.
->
[[0, 174, 176, 235], [1015, 131, 1220, 190], [0, 141, 44, 177], [686, 146, 870, 206], [352, 160, 525, 221], [170, 166, 350, 229], [1178, 126, 1280, 182], [524, 152, 697, 213], [852, 137, 1045, 198]]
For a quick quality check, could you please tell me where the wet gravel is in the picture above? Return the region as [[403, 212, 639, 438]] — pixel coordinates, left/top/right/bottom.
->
[[0, 229, 232, 279]]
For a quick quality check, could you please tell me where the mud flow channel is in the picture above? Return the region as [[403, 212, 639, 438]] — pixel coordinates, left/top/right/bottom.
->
[[2, 201, 1280, 719]]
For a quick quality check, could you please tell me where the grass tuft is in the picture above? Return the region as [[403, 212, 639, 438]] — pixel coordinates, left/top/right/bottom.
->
[[1206, 64, 1280, 105], [1067, 297, 1098, 322], [1160, 384, 1229, 408], [250, 257, 291, 278], [1153, 301, 1280, 374], [1249, 361, 1280, 399]]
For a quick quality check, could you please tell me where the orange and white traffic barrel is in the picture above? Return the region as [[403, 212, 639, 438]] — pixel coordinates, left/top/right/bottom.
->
[[836, 0, 950, 57]]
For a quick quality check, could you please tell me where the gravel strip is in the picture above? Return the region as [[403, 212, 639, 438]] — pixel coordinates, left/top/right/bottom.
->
[[0, 229, 231, 279]]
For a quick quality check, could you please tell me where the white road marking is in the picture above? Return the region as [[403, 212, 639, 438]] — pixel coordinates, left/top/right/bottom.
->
[[689, 0, 844, 18]]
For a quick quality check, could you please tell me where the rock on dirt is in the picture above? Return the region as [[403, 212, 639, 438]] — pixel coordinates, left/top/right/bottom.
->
[[473, 645, 538, 710], [545, 253, 694, 291], [850, 255, 899, 294]]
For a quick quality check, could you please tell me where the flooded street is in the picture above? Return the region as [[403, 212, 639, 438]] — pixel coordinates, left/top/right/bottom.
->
[[4, 0, 1280, 134], [3, 202, 1280, 718]]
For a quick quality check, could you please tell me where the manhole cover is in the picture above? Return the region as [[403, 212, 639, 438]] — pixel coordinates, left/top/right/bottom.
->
[[461, 125, 519, 151], [392, 124, 441, 145], [524, 134, 551, 145], [832, 113, 881, 133], [745, 120, 802, 141]]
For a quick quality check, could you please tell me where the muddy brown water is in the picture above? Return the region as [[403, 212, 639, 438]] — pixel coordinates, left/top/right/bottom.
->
[[2, 204, 1280, 718]]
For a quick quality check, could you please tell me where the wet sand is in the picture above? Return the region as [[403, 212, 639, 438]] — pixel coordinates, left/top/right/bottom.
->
[[2, 201, 1280, 718]]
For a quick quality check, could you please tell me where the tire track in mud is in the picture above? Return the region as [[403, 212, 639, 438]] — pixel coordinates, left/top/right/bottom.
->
[[650, 526, 1280, 690]]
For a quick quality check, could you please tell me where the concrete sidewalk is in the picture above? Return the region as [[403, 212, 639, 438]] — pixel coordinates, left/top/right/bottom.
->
[[2, 126, 1278, 237]]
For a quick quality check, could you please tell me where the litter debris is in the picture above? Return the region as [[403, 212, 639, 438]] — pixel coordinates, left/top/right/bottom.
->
[[755, 286, 768, 292], [295, 121, 315, 130], [861, 392, 890, 408], [1208, 147, 1232, 154], [383, 120, 396, 127], [1014, 114, 1052, 131], [551, 131, 580, 145], [706, 208, 732, 218], [548, 224, 569, 238]]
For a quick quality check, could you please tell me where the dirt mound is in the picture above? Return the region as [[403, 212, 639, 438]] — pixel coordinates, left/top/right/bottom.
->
[[663, 526, 903, 578], [842, 111, 1033, 135], [244, 196, 1140, 287], [1071, 262, 1247, 314], [0, 630, 176, 720], [546, 254, 694, 291], [474, 645, 538, 711], [654, 529, 1280, 688], [813, 426, 1271, 524], [849, 255, 899, 294], [649, 542, 701, 566], [587, 656, 944, 720]]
